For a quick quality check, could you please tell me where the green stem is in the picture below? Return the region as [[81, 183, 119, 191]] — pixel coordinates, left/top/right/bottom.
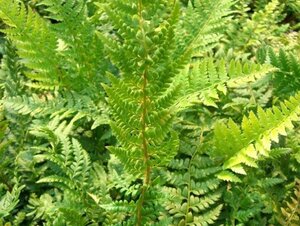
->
[[136, 68, 151, 226], [184, 131, 204, 225], [136, 0, 151, 225]]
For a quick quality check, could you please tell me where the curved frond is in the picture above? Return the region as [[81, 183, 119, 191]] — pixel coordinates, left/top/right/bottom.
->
[[173, 58, 276, 111], [213, 92, 300, 181]]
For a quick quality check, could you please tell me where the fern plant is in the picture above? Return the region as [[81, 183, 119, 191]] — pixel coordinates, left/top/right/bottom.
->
[[173, 57, 275, 111], [0, 0, 299, 225], [102, 1, 185, 223]]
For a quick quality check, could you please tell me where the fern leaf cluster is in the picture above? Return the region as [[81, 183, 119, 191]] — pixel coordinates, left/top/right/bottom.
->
[[3, 91, 109, 130], [220, 0, 291, 58], [25, 118, 109, 224]]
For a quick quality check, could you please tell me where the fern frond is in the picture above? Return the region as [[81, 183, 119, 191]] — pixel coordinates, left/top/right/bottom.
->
[[102, 1, 183, 179], [38, 0, 109, 92], [0, 0, 107, 92], [268, 148, 292, 159], [277, 178, 300, 226], [223, 0, 288, 56], [100, 200, 136, 215], [213, 92, 300, 182], [0, 0, 26, 28], [173, 58, 276, 111], [0, 183, 25, 218], [164, 137, 224, 225], [193, 204, 223, 226], [257, 47, 300, 98], [177, 0, 234, 57], [3, 91, 109, 130], [0, 0, 60, 88], [37, 175, 75, 190], [0, 41, 25, 98], [56, 207, 89, 226], [36, 140, 92, 191], [29, 117, 93, 193], [257, 177, 285, 189]]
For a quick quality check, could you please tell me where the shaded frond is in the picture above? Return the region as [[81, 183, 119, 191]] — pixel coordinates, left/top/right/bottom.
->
[[277, 178, 300, 226], [177, 0, 234, 57], [257, 47, 300, 98], [0, 183, 25, 218]]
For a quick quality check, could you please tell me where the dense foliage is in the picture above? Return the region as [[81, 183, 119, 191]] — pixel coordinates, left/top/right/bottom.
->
[[0, 0, 299, 225]]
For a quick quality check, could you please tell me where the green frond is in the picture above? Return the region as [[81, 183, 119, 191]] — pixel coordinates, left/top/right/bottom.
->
[[223, 0, 289, 56], [57, 207, 89, 226], [0, 0, 59, 88], [102, 1, 183, 179], [0, 183, 25, 218], [217, 171, 242, 183], [173, 58, 276, 111], [257, 47, 300, 98], [26, 191, 89, 225], [37, 175, 75, 190], [235, 206, 262, 223], [213, 92, 300, 182], [268, 148, 292, 159], [193, 204, 223, 226], [0, 0, 107, 92], [177, 0, 234, 57], [0, 0, 27, 28], [29, 116, 75, 140], [164, 138, 224, 225], [99, 200, 136, 217], [277, 178, 300, 226], [3, 91, 109, 130], [70, 138, 91, 184], [38, 0, 109, 90], [36, 138, 92, 191], [258, 177, 285, 189], [0, 41, 24, 98], [28, 118, 93, 193]]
